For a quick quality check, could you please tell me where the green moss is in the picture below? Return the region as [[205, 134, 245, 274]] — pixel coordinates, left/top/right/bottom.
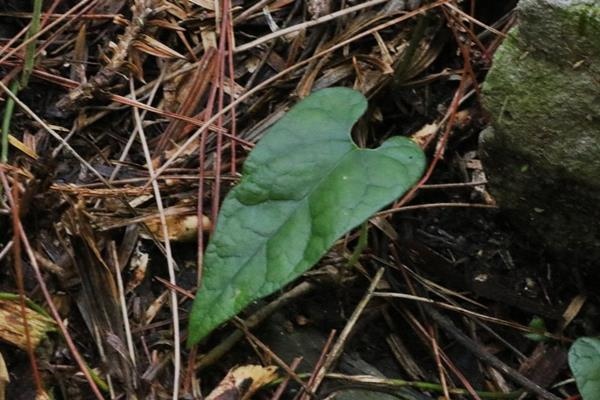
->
[[484, 35, 600, 182], [572, 4, 600, 37], [517, 0, 600, 70], [481, 0, 600, 261]]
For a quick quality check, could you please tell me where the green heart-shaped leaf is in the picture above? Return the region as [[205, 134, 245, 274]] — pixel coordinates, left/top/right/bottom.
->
[[187, 87, 425, 345], [569, 337, 600, 400]]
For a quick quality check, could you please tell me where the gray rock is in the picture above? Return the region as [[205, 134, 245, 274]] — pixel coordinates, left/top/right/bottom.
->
[[480, 0, 600, 260]]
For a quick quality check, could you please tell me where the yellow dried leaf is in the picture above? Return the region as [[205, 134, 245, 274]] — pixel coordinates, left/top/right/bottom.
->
[[411, 122, 439, 148], [141, 214, 212, 242], [0, 351, 7, 400], [0, 298, 55, 350], [8, 134, 38, 159], [206, 365, 278, 400]]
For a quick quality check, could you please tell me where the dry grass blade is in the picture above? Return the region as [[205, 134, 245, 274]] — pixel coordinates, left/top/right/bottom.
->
[[62, 206, 137, 394]]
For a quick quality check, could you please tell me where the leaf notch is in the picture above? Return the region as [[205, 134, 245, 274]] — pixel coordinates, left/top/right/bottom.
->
[[188, 87, 425, 345]]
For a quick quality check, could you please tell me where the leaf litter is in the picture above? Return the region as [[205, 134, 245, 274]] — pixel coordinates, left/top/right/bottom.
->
[[0, 1, 594, 399]]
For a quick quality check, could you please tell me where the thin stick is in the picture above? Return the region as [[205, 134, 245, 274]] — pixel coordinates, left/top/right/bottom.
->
[[424, 307, 562, 400], [212, 0, 231, 225], [377, 202, 497, 216], [0, 11, 117, 19], [195, 281, 315, 370], [10, 177, 44, 395], [226, 3, 238, 175], [237, 324, 315, 396], [129, 78, 181, 399], [235, 0, 390, 53], [0, 240, 13, 261], [233, 0, 273, 23], [108, 68, 166, 181], [420, 180, 487, 189], [108, 241, 137, 370], [373, 292, 526, 331], [443, 2, 505, 38], [323, 373, 522, 399], [305, 268, 385, 397], [271, 357, 303, 400], [297, 330, 337, 400], [429, 326, 451, 400]]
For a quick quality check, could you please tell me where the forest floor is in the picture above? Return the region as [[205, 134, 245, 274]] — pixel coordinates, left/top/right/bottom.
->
[[0, 1, 595, 399]]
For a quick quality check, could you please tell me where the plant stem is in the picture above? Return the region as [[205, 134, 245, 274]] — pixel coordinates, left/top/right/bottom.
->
[[1, 0, 42, 162], [22, 0, 43, 87], [0, 81, 19, 163], [347, 222, 369, 267]]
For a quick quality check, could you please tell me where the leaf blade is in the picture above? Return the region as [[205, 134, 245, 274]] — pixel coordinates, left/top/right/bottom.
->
[[188, 87, 425, 345], [569, 337, 600, 400]]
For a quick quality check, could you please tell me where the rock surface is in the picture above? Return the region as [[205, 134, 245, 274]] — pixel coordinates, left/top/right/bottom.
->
[[480, 0, 600, 260]]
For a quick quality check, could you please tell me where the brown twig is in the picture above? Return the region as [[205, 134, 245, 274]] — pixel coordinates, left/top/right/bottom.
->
[[424, 307, 562, 400], [10, 175, 44, 395], [195, 281, 315, 370], [235, 322, 315, 397], [377, 202, 498, 216], [303, 268, 385, 397], [271, 357, 303, 400], [296, 330, 337, 400]]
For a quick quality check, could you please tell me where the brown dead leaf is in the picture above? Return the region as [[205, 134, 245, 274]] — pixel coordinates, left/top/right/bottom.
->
[[206, 365, 278, 400], [164, 1, 189, 20], [187, 0, 215, 10], [561, 295, 587, 330], [147, 18, 186, 31], [132, 34, 186, 59], [200, 25, 217, 50]]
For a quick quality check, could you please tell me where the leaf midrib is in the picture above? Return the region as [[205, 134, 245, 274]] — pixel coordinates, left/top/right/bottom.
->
[[204, 142, 361, 302]]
